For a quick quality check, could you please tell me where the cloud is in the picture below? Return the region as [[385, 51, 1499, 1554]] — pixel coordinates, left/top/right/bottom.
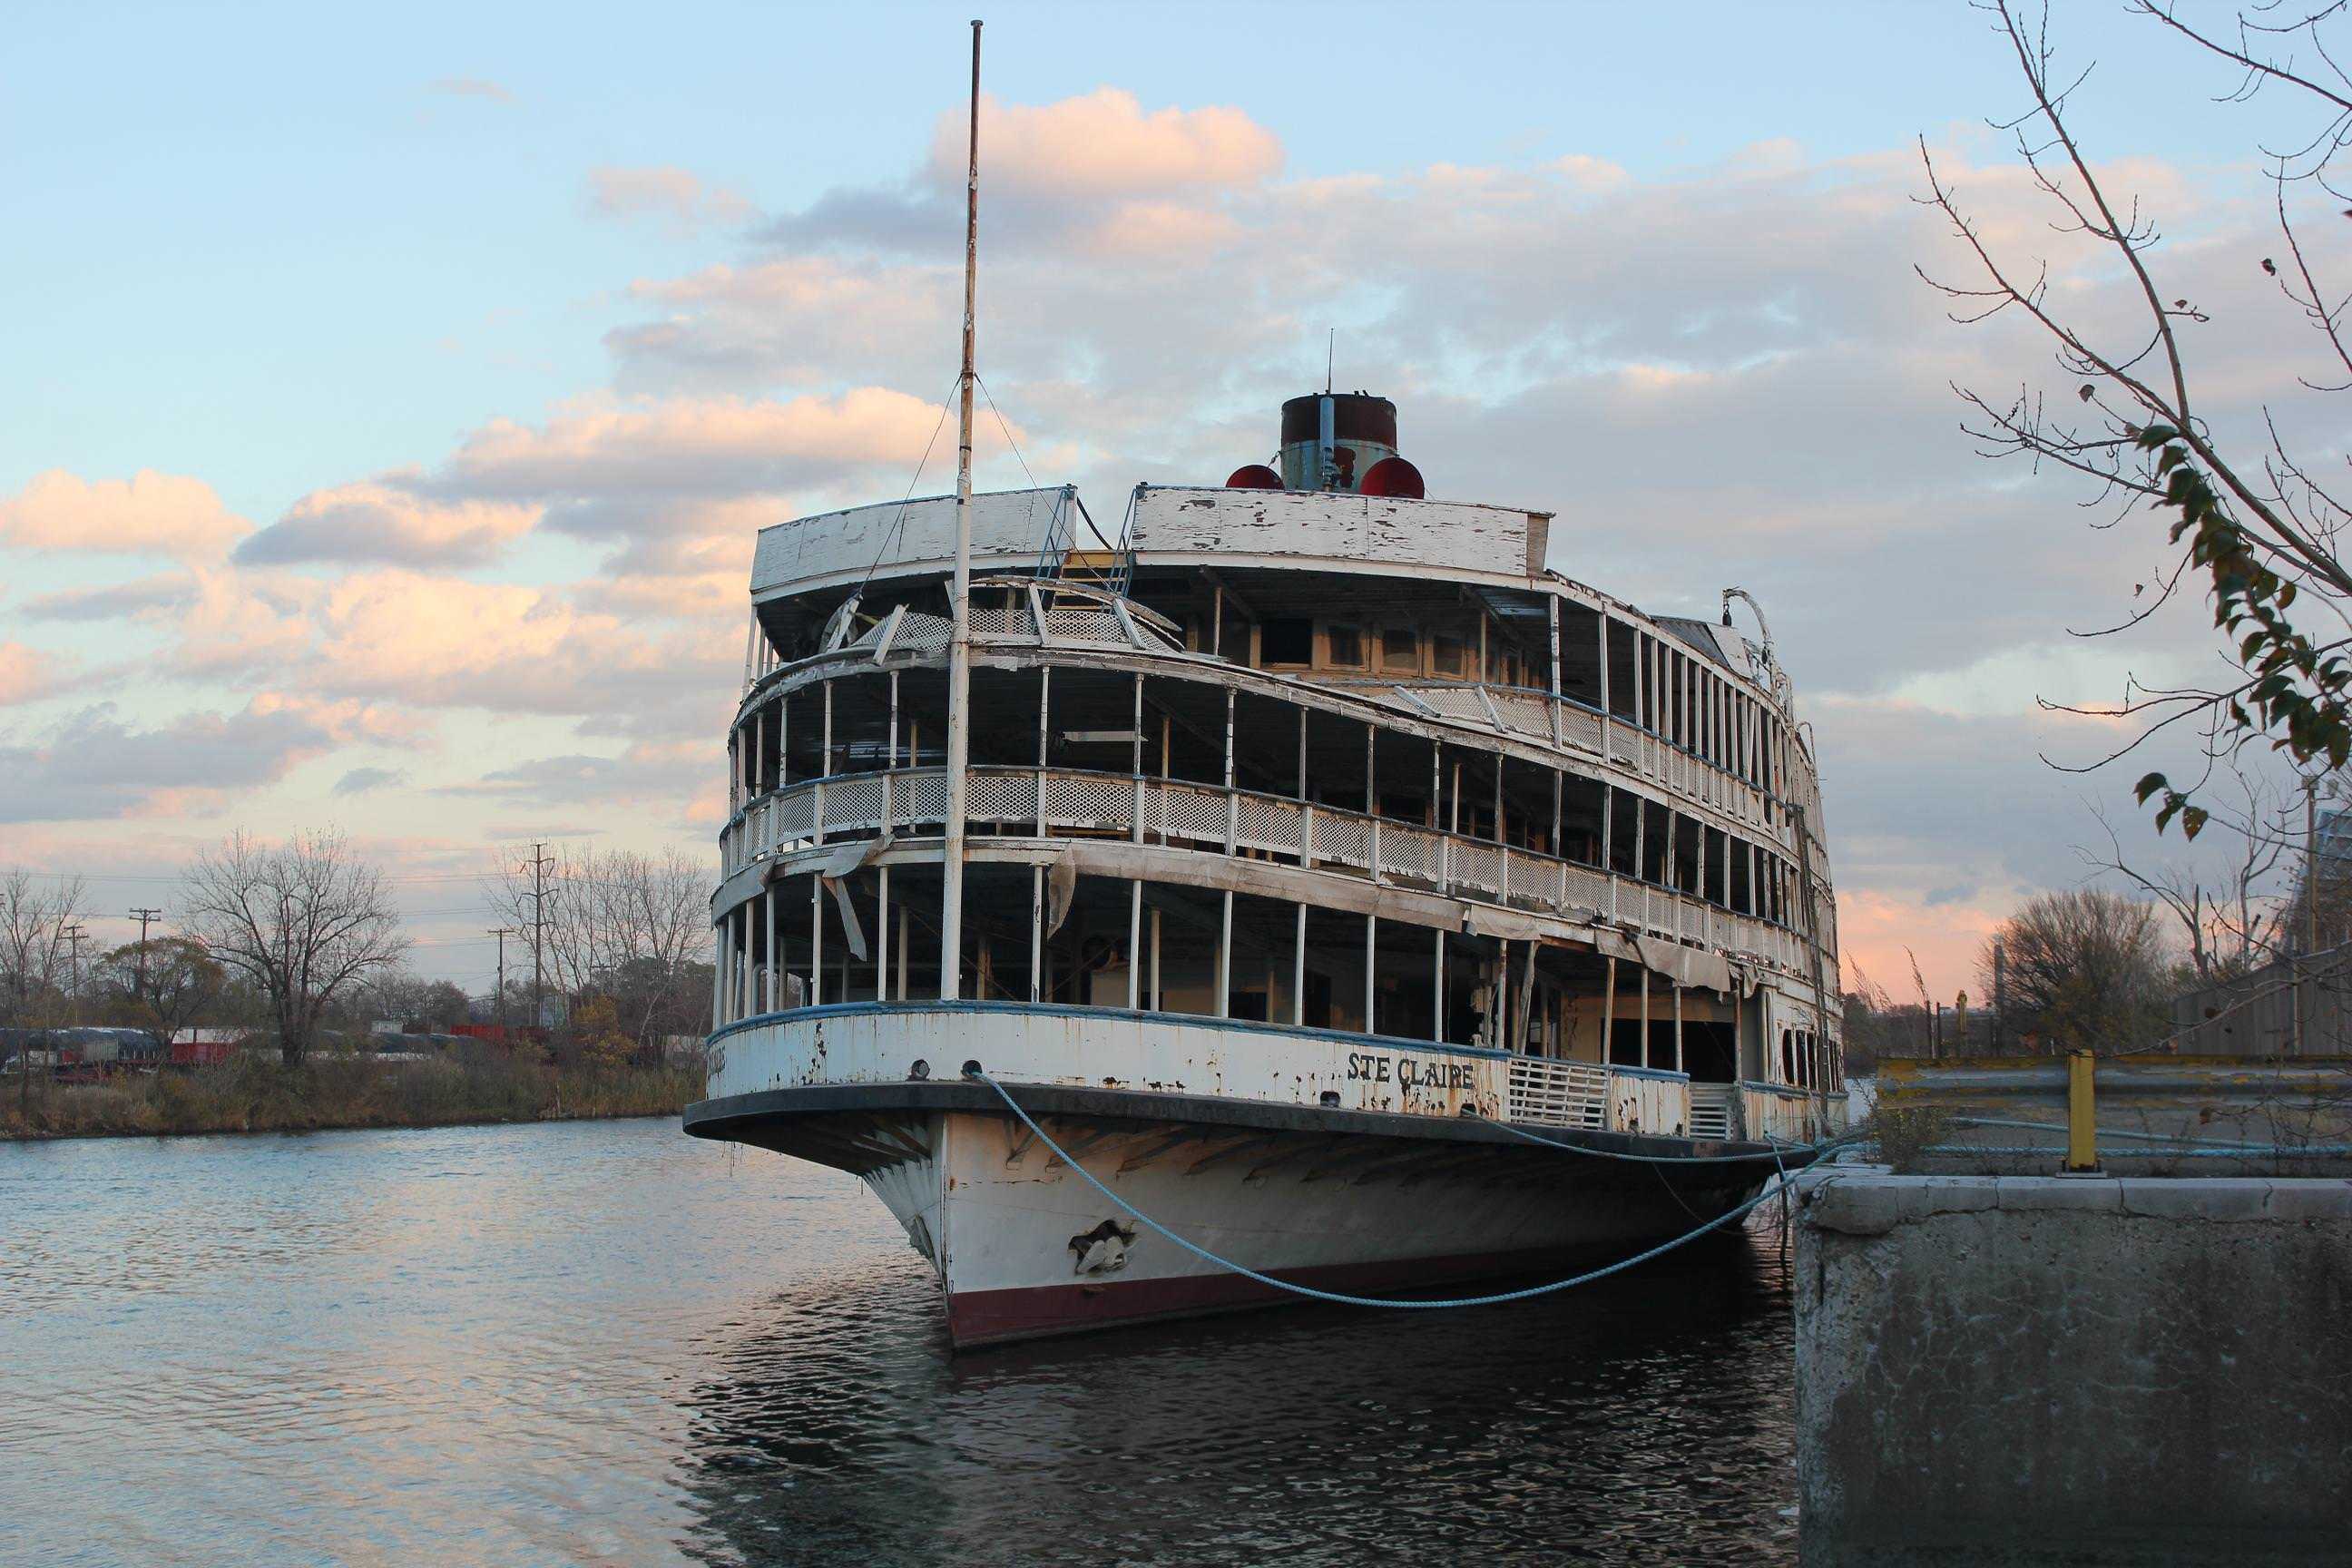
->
[[415, 390, 969, 547], [334, 766, 409, 796], [0, 700, 341, 823], [18, 95, 2296, 999], [22, 572, 198, 622], [439, 741, 715, 828], [932, 89, 1281, 198], [170, 567, 731, 723], [0, 642, 70, 707], [587, 165, 753, 233], [236, 481, 541, 567], [761, 88, 1281, 261], [606, 258, 951, 391], [0, 470, 249, 559], [429, 77, 513, 103]]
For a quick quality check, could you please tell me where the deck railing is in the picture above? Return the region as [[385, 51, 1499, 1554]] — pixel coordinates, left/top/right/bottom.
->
[[1507, 1058, 1610, 1130], [1689, 1082, 1740, 1142], [720, 765, 1812, 975], [740, 646, 1826, 868]]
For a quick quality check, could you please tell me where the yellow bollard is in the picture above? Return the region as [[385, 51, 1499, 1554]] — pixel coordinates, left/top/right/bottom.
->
[[2064, 1049, 2100, 1173]]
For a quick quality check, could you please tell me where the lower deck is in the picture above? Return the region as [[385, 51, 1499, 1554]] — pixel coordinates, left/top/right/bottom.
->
[[696, 1001, 1847, 1149]]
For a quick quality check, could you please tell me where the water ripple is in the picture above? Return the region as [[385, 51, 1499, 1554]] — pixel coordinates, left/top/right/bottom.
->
[[0, 1119, 1801, 1566]]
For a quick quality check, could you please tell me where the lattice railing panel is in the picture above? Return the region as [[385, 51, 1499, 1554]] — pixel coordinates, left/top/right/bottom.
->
[[1450, 840, 1504, 897], [1508, 1058, 1608, 1130], [1158, 785, 1230, 844], [1558, 705, 1603, 755], [1043, 772, 1132, 830], [1380, 825, 1442, 883], [1235, 795, 1303, 855], [1311, 813, 1370, 868], [1688, 1083, 1737, 1142], [1042, 608, 1126, 643], [822, 775, 886, 833]]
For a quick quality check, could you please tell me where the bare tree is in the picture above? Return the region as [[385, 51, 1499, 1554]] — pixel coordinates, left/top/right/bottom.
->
[[492, 845, 708, 1054], [2079, 766, 2299, 982], [1, 870, 87, 1112], [0, 872, 84, 1027], [181, 831, 407, 1066], [1976, 889, 2177, 1052], [1922, 2, 2352, 833]]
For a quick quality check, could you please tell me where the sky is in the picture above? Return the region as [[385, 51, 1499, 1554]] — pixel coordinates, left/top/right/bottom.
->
[[3, 0, 2332, 1004]]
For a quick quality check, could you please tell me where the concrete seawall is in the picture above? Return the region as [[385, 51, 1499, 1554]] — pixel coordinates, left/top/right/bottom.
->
[[1795, 1174, 2352, 1567]]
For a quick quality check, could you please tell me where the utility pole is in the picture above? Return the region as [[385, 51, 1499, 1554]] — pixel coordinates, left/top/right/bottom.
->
[[524, 845, 556, 1030], [61, 922, 87, 1029], [129, 906, 162, 1010], [489, 926, 515, 1029]]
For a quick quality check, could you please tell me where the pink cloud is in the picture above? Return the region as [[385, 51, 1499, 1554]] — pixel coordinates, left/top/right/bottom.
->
[[1839, 887, 2005, 1006], [934, 88, 1281, 199], [0, 470, 250, 560], [435, 387, 955, 501], [237, 481, 541, 567], [587, 164, 753, 232], [0, 642, 68, 706]]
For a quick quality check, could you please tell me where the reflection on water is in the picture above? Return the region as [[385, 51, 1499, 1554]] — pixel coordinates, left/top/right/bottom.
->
[[0, 1120, 1801, 1567]]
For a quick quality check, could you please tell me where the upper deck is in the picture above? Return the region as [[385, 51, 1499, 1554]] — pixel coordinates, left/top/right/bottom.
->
[[708, 393, 1845, 1133], [752, 485, 1552, 601]]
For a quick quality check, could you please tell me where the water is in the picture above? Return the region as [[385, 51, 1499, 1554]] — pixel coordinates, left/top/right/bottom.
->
[[0, 1119, 1804, 1566]]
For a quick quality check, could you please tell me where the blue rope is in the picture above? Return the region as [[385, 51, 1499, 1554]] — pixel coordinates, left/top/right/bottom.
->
[[1949, 1116, 2284, 1151], [1923, 1142, 2352, 1159], [968, 1069, 1805, 1310], [1475, 1112, 1861, 1164]]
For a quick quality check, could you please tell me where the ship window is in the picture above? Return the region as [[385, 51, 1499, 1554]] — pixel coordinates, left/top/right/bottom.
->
[[1261, 617, 1313, 666], [1431, 634, 1468, 678], [1380, 627, 1419, 672], [1326, 623, 1364, 668]]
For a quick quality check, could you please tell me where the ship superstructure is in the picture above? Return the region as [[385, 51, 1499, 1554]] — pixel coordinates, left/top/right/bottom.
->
[[684, 390, 1847, 1346]]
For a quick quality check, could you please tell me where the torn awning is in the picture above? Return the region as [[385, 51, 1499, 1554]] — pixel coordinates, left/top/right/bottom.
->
[[1635, 936, 1733, 994]]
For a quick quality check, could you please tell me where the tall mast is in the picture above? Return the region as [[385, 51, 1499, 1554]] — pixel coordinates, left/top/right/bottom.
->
[[939, 18, 981, 1000]]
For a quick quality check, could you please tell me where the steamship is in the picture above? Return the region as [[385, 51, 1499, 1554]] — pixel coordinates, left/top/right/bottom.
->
[[683, 390, 1849, 1347]]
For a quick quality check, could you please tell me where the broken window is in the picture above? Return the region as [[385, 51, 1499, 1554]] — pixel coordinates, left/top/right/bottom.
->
[[1260, 616, 1313, 666], [1380, 626, 1419, 672], [1326, 622, 1364, 668]]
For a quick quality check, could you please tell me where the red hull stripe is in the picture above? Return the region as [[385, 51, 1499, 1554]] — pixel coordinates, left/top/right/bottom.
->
[[946, 1240, 1656, 1348]]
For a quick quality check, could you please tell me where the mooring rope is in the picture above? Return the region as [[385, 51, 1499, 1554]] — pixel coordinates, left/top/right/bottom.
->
[[1948, 1116, 2285, 1151], [1474, 1112, 1864, 1165], [966, 1067, 1814, 1311]]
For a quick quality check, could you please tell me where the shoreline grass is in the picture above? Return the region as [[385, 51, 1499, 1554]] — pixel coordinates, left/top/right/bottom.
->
[[0, 1052, 703, 1142]]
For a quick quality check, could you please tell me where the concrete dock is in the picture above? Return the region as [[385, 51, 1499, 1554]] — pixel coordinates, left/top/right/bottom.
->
[[1794, 1172, 2352, 1567]]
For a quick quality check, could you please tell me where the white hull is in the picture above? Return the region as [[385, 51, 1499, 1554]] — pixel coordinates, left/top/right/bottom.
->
[[859, 1106, 1759, 1346]]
